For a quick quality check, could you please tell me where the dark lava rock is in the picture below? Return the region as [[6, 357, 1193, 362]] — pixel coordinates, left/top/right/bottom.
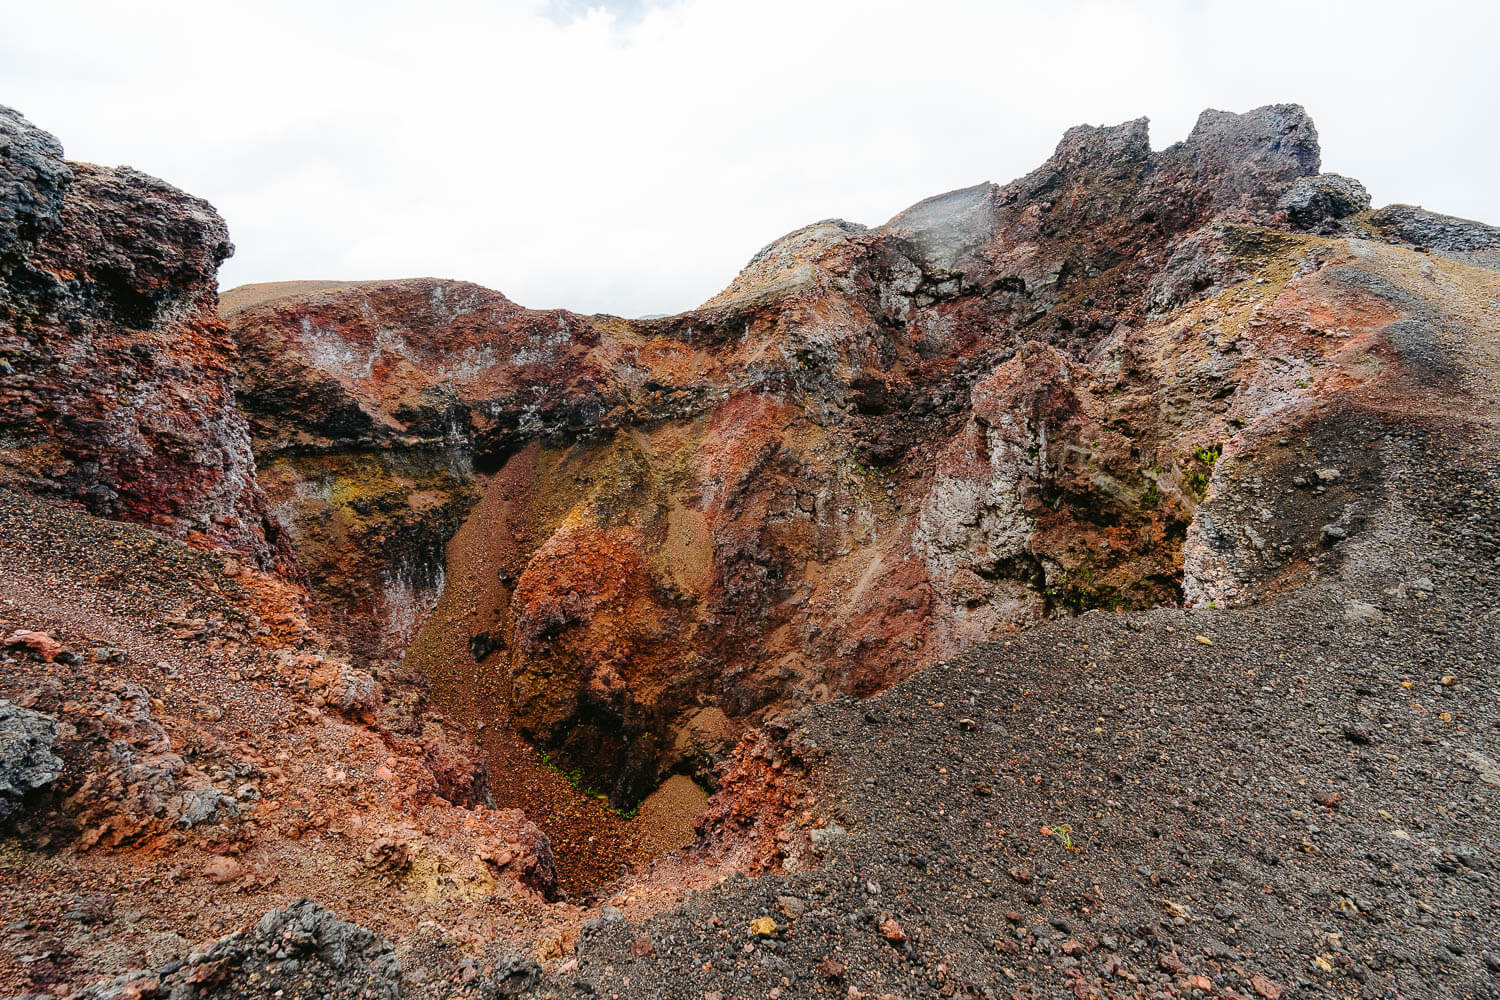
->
[[1277, 172, 1371, 230], [468, 630, 506, 662], [65, 899, 400, 999], [0, 699, 62, 821], [1371, 203, 1500, 268], [492, 955, 542, 995]]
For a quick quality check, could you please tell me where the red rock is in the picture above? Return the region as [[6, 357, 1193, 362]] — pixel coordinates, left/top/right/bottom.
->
[[4, 98, 1499, 997], [212, 104, 1406, 842], [3, 629, 62, 662], [1315, 789, 1342, 808], [1249, 973, 1283, 999], [305, 658, 380, 720]]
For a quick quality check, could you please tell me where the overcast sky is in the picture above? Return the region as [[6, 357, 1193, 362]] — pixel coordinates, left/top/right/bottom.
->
[[3, 0, 1497, 317]]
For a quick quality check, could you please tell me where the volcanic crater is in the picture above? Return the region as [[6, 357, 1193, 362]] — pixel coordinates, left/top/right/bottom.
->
[[2, 101, 1499, 999]]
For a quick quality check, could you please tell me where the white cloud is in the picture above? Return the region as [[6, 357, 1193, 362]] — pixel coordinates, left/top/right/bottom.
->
[[3, 0, 1497, 316]]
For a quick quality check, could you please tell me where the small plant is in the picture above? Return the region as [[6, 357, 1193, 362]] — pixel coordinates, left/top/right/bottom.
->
[[851, 459, 901, 483], [1040, 823, 1078, 851], [1184, 443, 1222, 500], [535, 746, 643, 819], [1141, 479, 1162, 508], [1046, 564, 1126, 614]]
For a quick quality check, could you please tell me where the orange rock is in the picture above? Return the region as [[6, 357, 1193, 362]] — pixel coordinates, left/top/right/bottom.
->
[[203, 856, 244, 884], [1250, 973, 1283, 999], [3, 629, 62, 662]]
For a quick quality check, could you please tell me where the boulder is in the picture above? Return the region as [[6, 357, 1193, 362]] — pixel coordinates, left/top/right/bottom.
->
[[1277, 172, 1372, 229], [0, 699, 63, 820]]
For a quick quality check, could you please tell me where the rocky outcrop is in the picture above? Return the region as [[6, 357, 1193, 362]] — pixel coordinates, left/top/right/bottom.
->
[[1277, 172, 1372, 231], [5, 92, 1493, 872], [1370, 202, 1500, 269], [0, 107, 280, 566], [0, 700, 62, 821], [217, 103, 1499, 811], [66, 899, 402, 1000], [30, 678, 245, 848]]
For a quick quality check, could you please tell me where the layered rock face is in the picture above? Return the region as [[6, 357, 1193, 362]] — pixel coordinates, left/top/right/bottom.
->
[[0, 116, 572, 994], [0, 107, 280, 566], [225, 104, 1500, 806], [226, 279, 500, 654]]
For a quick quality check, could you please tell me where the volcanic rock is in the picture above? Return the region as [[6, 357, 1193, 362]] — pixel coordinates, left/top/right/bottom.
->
[[225, 104, 1375, 804], [211, 103, 1500, 841], [0, 107, 282, 567], [1276, 172, 1372, 229], [2, 629, 62, 662], [0, 700, 63, 820], [65, 899, 401, 1000]]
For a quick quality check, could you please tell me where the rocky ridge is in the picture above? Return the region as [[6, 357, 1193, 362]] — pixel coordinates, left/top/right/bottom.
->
[[222, 104, 1499, 817]]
